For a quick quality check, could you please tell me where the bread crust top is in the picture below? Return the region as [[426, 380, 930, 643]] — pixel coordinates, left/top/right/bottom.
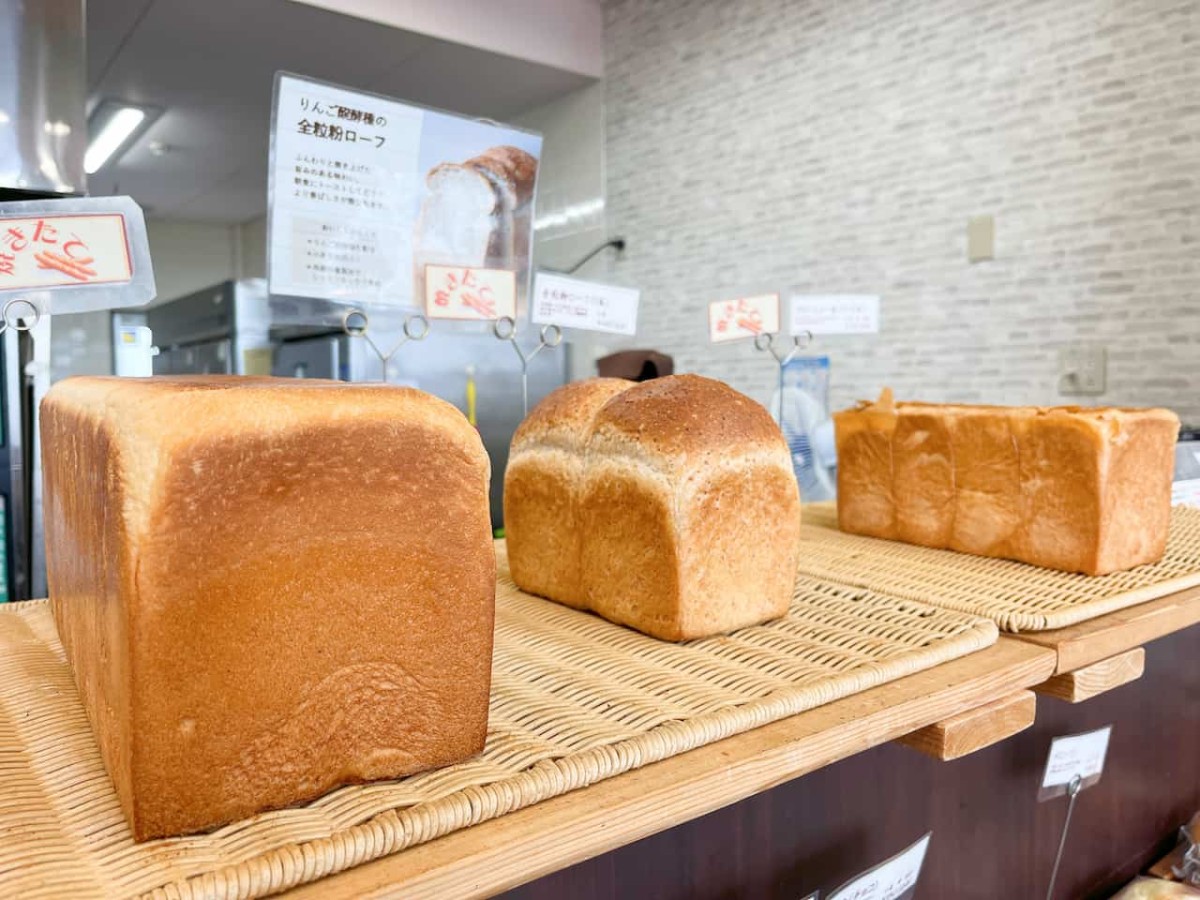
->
[[590, 374, 788, 463]]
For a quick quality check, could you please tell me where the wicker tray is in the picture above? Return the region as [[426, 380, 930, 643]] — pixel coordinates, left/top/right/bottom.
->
[[0, 545, 995, 899], [799, 503, 1200, 632]]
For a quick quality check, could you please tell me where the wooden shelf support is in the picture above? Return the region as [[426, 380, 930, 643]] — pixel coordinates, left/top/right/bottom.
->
[[1034, 647, 1145, 703], [897, 690, 1037, 761]]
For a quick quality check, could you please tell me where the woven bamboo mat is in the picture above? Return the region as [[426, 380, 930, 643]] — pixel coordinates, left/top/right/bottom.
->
[[0, 545, 995, 900], [799, 502, 1200, 632]]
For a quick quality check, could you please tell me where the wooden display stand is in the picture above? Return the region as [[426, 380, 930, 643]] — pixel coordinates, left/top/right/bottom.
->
[[293, 587, 1200, 900]]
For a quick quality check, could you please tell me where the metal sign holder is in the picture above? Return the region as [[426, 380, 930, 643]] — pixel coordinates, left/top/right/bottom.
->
[[753, 329, 813, 434], [492, 316, 562, 415], [1045, 774, 1083, 900], [341, 308, 429, 382], [0, 298, 42, 337]]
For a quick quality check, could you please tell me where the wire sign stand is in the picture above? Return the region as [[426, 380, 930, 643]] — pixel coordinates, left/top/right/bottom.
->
[[341, 308, 430, 382], [493, 315, 562, 415], [0, 298, 42, 337], [753, 328, 813, 434]]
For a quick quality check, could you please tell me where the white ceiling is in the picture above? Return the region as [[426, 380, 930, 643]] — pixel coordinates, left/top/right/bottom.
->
[[85, 0, 596, 223]]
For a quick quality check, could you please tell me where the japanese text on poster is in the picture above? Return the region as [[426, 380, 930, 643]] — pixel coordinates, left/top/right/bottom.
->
[[424, 265, 516, 320], [270, 74, 423, 305], [0, 214, 132, 290], [708, 293, 780, 343], [269, 73, 542, 312], [531, 272, 639, 336]]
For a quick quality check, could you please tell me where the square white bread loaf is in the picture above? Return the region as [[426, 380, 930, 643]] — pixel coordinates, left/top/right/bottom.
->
[[505, 375, 801, 641], [834, 391, 1180, 575], [41, 376, 496, 840]]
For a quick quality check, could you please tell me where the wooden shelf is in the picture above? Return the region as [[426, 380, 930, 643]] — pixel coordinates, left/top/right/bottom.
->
[[899, 689, 1037, 760], [1034, 648, 1145, 703], [284, 639, 1054, 899], [1012, 585, 1200, 674]]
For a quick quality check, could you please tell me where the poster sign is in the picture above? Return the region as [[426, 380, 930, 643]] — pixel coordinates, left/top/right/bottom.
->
[[708, 293, 780, 343], [424, 264, 515, 320], [531, 272, 639, 335], [1039, 726, 1111, 801], [269, 73, 542, 310], [788, 294, 880, 335], [826, 833, 931, 900]]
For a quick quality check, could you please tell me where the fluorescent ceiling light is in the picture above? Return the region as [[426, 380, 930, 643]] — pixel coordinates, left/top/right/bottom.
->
[[85, 104, 154, 174]]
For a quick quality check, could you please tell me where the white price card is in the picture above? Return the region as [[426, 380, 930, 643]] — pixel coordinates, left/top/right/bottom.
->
[[531, 272, 639, 336], [424, 264, 516, 320], [826, 833, 931, 900], [788, 294, 880, 336], [1174, 479, 1200, 509], [1039, 725, 1112, 801], [708, 293, 780, 343]]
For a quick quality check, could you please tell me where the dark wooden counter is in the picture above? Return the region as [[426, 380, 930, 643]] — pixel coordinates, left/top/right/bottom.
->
[[502, 622, 1200, 900]]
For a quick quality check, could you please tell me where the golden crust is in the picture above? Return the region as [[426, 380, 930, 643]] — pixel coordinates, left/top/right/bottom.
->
[[509, 378, 634, 453], [590, 374, 787, 466], [42, 375, 495, 839], [506, 375, 801, 641], [835, 393, 1180, 575]]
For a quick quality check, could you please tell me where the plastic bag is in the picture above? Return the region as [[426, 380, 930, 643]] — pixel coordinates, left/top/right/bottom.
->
[[1111, 877, 1200, 899]]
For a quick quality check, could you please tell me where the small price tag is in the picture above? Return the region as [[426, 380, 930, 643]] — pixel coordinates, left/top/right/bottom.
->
[[826, 833, 931, 900], [788, 294, 880, 335], [531, 272, 639, 335], [1039, 725, 1112, 801], [1174, 478, 1200, 508], [424, 264, 516, 320], [708, 293, 780, 343], [0, 213, 133, 290]]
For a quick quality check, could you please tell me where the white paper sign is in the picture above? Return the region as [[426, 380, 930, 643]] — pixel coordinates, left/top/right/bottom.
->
[[1174, 479, 1200, 509], [270, 75, 422, 305], [531, 272, 639, 335], [789, 294, 880, 335], [827, 834, 931, 900], [1041, 726, 1111, 797], [424, 264, 515, 320], [269, 73, 542, 309], [0, 213, 132, 289], [708, 293, 780, 343]]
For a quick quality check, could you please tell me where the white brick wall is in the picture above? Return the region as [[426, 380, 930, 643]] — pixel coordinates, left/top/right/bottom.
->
[[602, 0, 1200, 423]]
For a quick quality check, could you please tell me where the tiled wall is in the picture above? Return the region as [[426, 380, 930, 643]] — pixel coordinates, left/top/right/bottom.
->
[[602, 0, 1200, 422]]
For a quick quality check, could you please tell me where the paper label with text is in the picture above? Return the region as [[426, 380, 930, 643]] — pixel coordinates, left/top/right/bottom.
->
[[424, 264, 516, 320], [709, 293, 780, 342], [788, 294, 880, 335], [1173, 479, 1200, 509], [531, 272, 639, 335], [0, 214, 132, 290], [826, 833, 931, 900], [1040, 725, 1111, 800]]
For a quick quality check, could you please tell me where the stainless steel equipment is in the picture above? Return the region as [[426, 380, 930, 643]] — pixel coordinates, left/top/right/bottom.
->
[[0, 0, 87, 198], [147, 280, 273, 376]]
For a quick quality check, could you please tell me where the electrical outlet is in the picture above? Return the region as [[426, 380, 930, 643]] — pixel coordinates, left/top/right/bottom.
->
[[1058, 345, 1107, 396], [968, 215, 994, 262]]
